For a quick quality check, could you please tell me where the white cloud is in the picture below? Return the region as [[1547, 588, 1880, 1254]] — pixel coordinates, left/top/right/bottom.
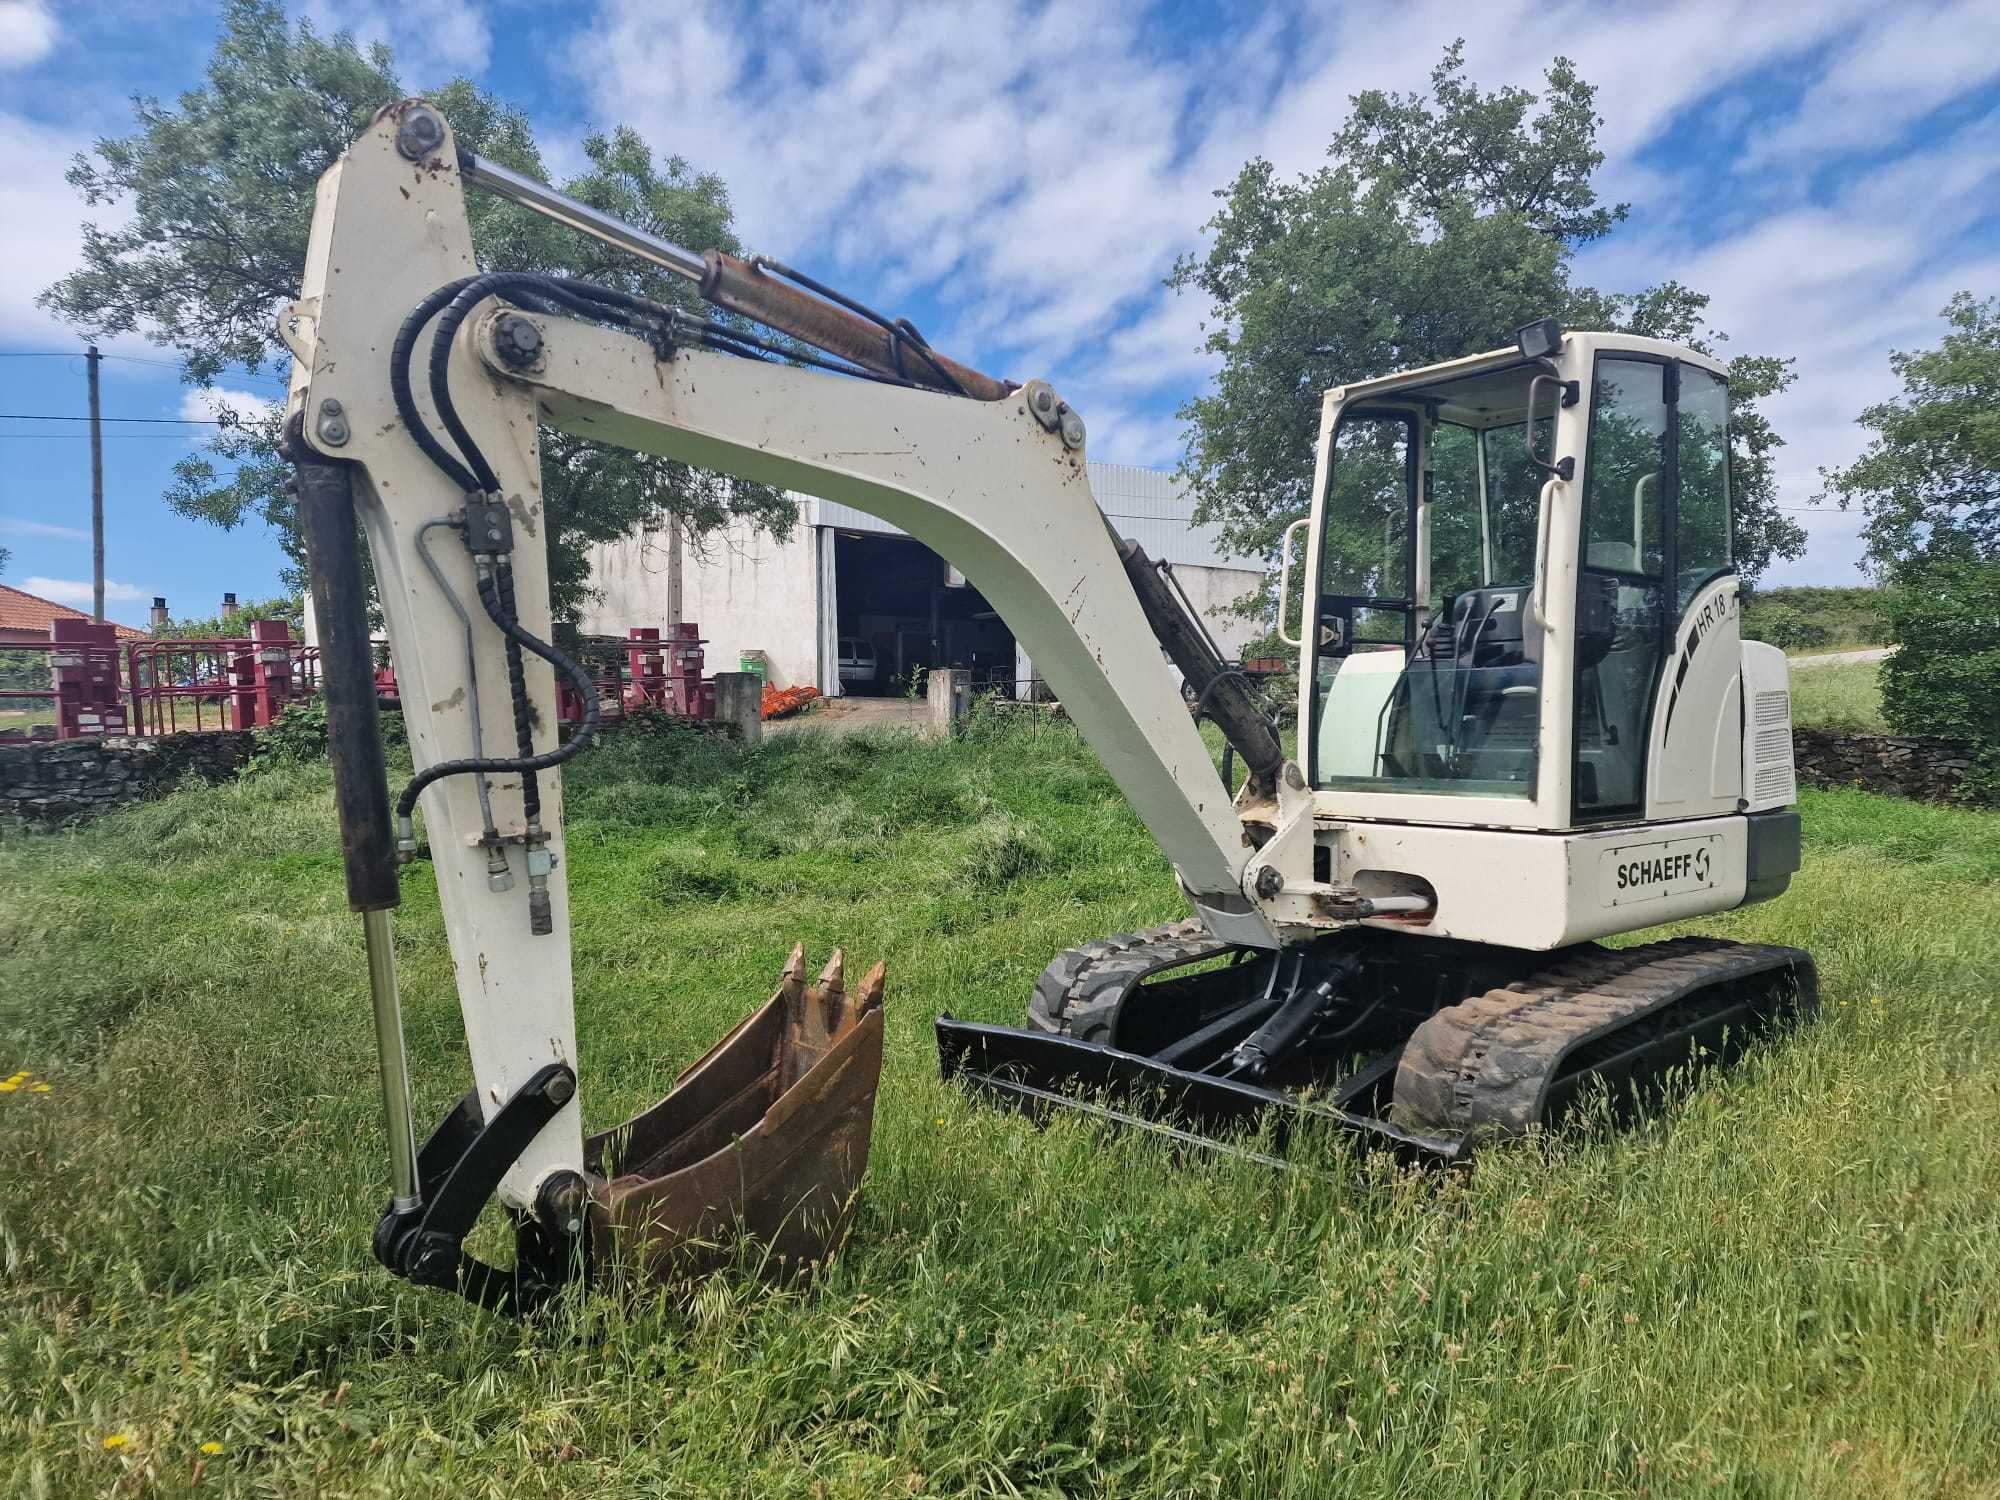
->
[[1742, 0, 2000, 166], [565, 0, 1870, 384], [560, 0, 1976, 586], [298, 1, 491, 78], [565, 0, 1271, 381], [0, 111, 105, 344], [20, 575, 152, 606], [0, 517, 90, 541], [180, 386, 280, 427], [0, 0, 57, 70]]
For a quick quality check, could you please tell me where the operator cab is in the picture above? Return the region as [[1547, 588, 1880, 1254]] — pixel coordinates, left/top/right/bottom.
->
[[1299, 323, 1739, 831]]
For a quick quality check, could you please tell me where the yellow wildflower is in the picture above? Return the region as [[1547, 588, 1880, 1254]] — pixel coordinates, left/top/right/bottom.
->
[[102, 1434, 130, 1450], [199, 1442, 224, 1455], [4, 1071, 27, 1085], [30, 1083, 50, 1093], [0, 1081, 17, 1093]]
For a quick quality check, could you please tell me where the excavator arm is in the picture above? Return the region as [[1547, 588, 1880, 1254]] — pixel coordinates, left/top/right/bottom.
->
[[286, 102, 1312, 1307]]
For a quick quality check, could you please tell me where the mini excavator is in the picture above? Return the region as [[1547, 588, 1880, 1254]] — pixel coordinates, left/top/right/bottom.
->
[[286, 101, 1815, 1312]]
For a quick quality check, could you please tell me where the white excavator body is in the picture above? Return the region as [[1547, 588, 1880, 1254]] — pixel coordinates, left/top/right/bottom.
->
[[283, 102, 1814, 1313]]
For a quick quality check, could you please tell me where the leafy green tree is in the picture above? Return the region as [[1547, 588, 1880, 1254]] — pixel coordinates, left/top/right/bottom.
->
[[1170, 43, 1805, 597], [39, 0, 792, 627], [1821, 293, 1999, 569], [1820, 293, 1999, 797]]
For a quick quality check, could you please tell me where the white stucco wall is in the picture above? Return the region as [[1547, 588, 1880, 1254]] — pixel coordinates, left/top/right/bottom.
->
[[1162, 564, 1268, 658], [580, 519, 821, 689]]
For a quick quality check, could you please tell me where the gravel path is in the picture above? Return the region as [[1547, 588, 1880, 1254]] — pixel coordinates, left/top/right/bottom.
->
[[1790, 646, 1894, 670]]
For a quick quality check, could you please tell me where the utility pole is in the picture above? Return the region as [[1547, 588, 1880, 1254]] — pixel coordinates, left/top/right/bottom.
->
[[663, 507, 684, 631], [86, 343, 105, 623]]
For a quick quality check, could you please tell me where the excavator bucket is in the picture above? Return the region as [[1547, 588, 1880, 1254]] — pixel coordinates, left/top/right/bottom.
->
[[585, 946, 886, 1284]]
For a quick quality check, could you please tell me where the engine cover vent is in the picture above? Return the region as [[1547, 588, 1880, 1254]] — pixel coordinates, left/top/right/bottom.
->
[[1740, 641, 1797, 811]]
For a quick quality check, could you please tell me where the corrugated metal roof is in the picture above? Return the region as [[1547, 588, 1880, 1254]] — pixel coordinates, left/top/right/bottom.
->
[[810, 461, 1259, 572]]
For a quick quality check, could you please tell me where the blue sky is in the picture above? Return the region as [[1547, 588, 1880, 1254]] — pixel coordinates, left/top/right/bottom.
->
[[2, 0, 1996, 625]]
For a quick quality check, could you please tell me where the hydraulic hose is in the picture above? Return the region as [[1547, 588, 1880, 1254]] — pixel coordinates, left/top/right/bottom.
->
[[393, 565, 599, 830], [391, 277, 481, 494], [413, 517, 497, 840], [492, 562, 542, 827]]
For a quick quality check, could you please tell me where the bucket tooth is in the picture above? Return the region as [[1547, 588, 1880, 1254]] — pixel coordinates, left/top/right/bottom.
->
[[817, 948, 845, 995], [779, 942, 808, 1000], [856, 961, 886, 1012], [586, 946, 887, 1286], [814, 948, 854, 1032]]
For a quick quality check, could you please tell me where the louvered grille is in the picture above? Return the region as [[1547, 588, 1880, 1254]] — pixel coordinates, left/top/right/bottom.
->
[[1755, 764, 1796, 801], [1747, 687, 1795, 808]]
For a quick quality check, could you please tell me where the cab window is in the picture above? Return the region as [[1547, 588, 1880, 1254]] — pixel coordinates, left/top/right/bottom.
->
[[1676, 366, 1731, 606]]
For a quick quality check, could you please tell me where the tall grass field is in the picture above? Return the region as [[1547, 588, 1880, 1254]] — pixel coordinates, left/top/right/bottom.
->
[[1789, 660, 1891, 733], [3, 712, 1996, 1498]]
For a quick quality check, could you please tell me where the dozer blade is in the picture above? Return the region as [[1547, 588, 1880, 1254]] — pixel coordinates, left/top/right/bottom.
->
[[586, 946, 885, 1284], [935, 1018, 1462, 1164]]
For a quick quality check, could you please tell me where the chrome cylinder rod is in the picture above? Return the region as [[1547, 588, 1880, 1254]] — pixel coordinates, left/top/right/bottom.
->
[[363, 907, 422, 1212], [458, 149, 706, 284]]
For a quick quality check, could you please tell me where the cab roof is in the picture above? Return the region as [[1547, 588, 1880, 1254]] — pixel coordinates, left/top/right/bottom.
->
[[1325, 333, 1730, 421]]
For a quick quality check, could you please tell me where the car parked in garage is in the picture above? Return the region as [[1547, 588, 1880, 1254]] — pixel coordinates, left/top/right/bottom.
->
[[837, 637, 878, 689]]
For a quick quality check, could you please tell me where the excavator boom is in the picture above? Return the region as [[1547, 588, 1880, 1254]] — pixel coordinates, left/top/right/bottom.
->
[[286, 101, 1306, 1309]]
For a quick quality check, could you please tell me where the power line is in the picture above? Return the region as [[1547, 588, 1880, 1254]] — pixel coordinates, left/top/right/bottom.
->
[[0, 350, 288, 385], [0, 412, 225, 425]]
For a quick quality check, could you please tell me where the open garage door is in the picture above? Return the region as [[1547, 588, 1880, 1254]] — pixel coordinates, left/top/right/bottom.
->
[[830, 532, 1015, 697]]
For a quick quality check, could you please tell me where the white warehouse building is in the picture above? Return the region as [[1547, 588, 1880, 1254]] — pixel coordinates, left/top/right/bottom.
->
[[580, 462, 1269, 698]]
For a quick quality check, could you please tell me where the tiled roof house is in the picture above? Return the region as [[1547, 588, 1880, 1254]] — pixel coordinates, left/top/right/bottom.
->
[[0, 583, 147, 645]]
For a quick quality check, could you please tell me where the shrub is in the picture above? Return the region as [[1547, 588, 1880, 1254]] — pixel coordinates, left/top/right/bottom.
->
[[1746, 602, 1829, 651], [243, 698, 328, 772], [244, 698, 406, 775], [1740, 586, 1889, 649], [1881, 558, 2000, 803]]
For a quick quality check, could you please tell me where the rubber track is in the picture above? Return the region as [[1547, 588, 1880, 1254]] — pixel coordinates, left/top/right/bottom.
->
[[1028, 920, 1227, 1042], [1392, 936, 1815, 1138]]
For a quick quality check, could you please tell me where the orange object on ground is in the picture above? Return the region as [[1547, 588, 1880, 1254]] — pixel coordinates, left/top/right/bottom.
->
[[761, 683, 820, 719]]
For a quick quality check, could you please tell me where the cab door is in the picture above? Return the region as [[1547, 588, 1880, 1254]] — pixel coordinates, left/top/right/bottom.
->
[[1570, 356, 1741, 823]]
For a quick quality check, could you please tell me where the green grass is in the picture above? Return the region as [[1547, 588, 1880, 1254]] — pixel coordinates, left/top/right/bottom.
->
[[3, 714, 1997, 1498], [1791, 660, 1890, 733], [0, 706, 58, 735]]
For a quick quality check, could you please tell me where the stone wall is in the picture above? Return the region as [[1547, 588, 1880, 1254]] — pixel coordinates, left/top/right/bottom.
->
[[1793, 728, 1980, 805], [1, 731, 256, 827], [1, 723, 1983, 829]]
